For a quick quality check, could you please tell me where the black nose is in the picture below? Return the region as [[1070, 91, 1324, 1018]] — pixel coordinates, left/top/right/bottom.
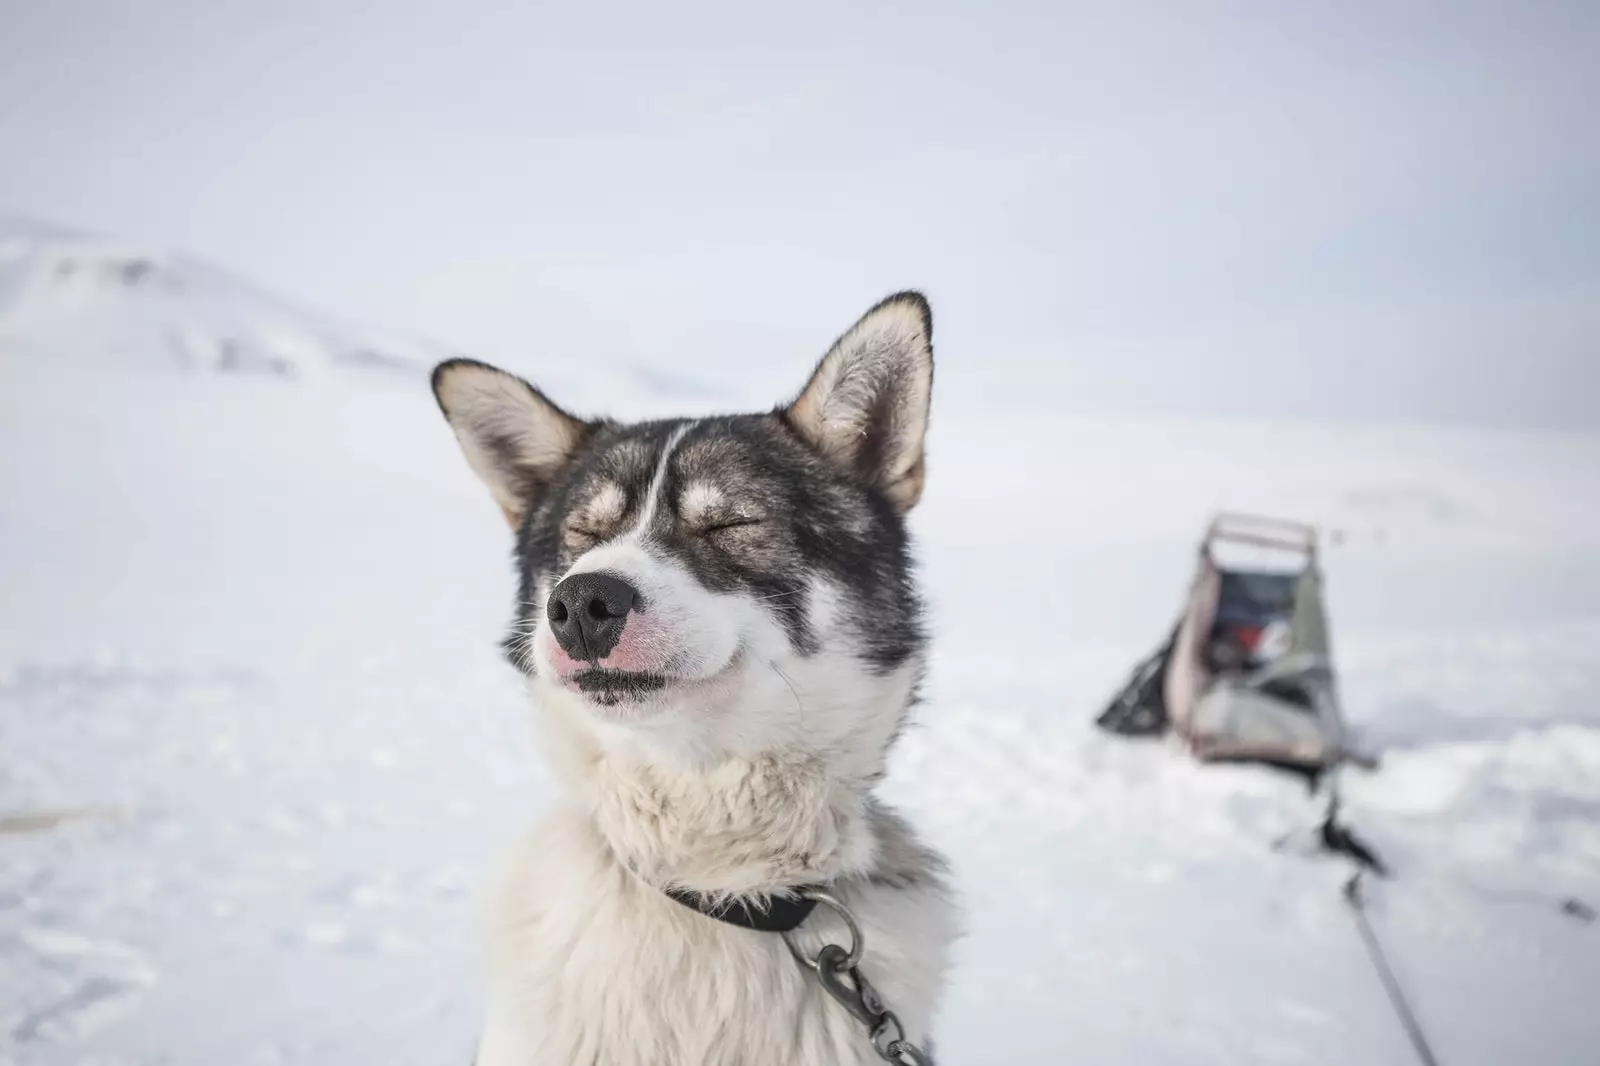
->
[[547, 572, 639, 661]]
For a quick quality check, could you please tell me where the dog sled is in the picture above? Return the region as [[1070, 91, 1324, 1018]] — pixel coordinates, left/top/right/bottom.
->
[[1097, 512, 1373, 776], [1096, 513, 1596, 1066]]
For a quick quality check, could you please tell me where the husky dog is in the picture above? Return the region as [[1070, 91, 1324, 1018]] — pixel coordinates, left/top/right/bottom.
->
[[431, 293, 958, 1066]]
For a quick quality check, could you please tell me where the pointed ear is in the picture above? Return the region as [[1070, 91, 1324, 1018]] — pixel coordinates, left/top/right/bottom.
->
[[783, 291, 934, 513], [431, 358, 593, 527]]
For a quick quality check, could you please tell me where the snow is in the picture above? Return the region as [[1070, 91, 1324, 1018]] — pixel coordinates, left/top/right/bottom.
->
[[3, 227, 1598, 1065]]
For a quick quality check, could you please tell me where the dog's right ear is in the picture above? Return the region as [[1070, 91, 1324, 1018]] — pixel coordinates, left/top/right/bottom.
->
[[431, 359, 593, 528]]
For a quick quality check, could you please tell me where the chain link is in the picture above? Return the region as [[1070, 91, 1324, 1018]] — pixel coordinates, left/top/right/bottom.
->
[[781, 890, 935, 1065]]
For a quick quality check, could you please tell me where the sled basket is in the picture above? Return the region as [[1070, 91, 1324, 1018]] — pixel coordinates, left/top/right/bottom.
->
[[1097, 513, 1361, 774]]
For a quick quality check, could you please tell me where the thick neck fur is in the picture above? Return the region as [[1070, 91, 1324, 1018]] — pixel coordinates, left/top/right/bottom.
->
[[592, 746, 878, 897], [536, 691, 882, 899]]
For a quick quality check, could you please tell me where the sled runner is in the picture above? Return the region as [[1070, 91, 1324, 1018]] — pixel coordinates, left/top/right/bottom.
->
[[1098, 512, 1372, 775]]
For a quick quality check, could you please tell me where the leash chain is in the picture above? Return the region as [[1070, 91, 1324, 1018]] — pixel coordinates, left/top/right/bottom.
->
[[782, 889, 934, 1065]]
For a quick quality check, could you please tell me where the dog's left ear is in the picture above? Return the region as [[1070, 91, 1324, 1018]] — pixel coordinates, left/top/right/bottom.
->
[[431, 358, 594, 528], [783, 291, 934, 514]]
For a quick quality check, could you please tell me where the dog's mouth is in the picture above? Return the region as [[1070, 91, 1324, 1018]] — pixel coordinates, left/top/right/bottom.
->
[[566, 668, 671, 705]]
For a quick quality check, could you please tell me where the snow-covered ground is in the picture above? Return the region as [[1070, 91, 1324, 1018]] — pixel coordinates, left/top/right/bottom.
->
[[3, 224, 1598, 1065]]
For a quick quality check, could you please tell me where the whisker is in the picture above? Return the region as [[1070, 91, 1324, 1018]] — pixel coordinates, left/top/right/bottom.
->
[[767, 660, 805, 718], [746, 591, 807, 607]]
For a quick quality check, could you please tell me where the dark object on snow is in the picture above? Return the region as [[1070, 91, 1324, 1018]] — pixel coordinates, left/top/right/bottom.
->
[[1320, 799, 1389, 877], [1097, 513, 1374, 774], [1095, 626, 1175, 737], [1562, 897, 1597, 923]]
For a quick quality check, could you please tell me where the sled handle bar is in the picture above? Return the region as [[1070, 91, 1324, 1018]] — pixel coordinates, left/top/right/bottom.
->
[[1204, 512, 1318, 556]]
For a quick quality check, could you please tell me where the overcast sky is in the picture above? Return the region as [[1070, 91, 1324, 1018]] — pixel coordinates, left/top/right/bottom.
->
[[2, 1, 1596, 427]]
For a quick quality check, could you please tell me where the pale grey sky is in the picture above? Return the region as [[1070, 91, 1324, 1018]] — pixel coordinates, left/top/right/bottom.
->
[[2, 0, 1597, 427]]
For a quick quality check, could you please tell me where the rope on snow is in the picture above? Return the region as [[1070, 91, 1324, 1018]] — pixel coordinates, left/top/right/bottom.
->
[[1343, 873, 1441, 1066]]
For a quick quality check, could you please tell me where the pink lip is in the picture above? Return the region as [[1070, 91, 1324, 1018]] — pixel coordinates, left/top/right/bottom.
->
[[549, 642, 657, 681]]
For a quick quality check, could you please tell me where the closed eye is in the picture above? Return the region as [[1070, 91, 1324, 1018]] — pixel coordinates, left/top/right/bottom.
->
[[701, 517, 762, 535]]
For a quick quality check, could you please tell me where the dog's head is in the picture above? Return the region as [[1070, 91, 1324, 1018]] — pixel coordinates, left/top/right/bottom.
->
[[432, 293, 933, 769]]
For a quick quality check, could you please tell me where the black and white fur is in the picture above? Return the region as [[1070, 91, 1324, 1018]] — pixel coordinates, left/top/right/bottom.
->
[[431, 292, 957, 1065]]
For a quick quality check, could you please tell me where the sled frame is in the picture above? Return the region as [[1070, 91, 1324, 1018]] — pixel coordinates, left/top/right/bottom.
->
[[1204, 511, 1319, 560]]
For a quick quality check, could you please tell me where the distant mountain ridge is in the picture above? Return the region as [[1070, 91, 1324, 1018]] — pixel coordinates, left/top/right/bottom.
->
[[0, 216, 445, 380]]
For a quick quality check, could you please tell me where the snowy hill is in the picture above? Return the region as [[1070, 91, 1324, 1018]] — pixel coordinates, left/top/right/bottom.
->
[[2, 245, 1598, 1064], [0, 217, 452, 381], [0, 218, 722, 413]]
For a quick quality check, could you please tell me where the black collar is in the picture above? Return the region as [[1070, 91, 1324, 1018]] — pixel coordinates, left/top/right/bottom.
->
[[663, 885, 821, 933]]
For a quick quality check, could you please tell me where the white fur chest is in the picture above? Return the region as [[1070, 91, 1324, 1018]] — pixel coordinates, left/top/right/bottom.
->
[[475, 807, 954, 1066]]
